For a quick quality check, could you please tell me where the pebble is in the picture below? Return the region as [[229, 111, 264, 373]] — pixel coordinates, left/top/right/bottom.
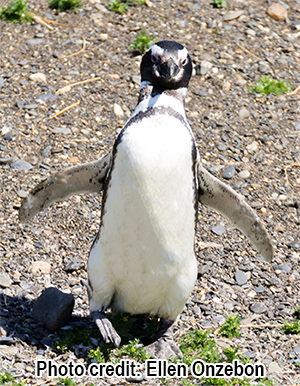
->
[[0, 158, 12, 165], [25, 38, 45, 46], [113, 103, 124, 117], [0, 77, 4, 88], [32, 287, 75, 330], [238, 170, 250, 179], [268, 361, 282, 373], [246, 141, 258, 153], [273, 262, 291, 273], [36, 93, 57, 104], [238, 107, 250, 119], [223, 10, 244, 21], [222, 165, 235, 179], [31, 261, 51, 274], [287, 240, 300, 250], [211, 224, 226, 236], [0, 272, 12, 288], [250, 303, 267, 314], [131, 75, 140, 85], [51, 127, 72, 135], [192, 306, 201, 315], [267, 3, 287, 21], [16, 190, 28, 198], [29, 73, 47, 83], [11, 160, 33, 171], [258, 61, 270, 73], [235, 270, 248, 286]]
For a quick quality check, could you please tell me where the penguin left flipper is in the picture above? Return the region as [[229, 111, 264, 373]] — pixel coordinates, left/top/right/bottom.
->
[[19, 152, 112, 223], [196, 154, 274, 262]]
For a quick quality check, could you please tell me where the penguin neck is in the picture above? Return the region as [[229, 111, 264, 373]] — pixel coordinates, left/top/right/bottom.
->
[[131, 81, 187, 119]]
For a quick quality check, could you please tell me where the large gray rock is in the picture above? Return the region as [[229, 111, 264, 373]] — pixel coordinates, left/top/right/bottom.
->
[[32, 287, 74, 330]]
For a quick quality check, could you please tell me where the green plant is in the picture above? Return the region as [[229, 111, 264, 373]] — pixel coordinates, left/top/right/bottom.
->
[[53, 325, 96, 353], [115, 338, 151, 361], [57, 379, 76, 386], [48, 0, 83, 13], [223, 346, 239, 363], [129, 29, 156, 54], [0, 372, 26, 386], [108, 0, 128, 14], [249, 75, 291, 96], [211, 0, 227, 8], [0, 0, 32, 23], [218, 315, 241, 338], [87, 346, 106, 363], [282, 319, 300, 334]]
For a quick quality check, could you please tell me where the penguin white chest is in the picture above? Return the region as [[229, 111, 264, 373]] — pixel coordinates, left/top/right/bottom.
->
[[88, 111, 197, 320]]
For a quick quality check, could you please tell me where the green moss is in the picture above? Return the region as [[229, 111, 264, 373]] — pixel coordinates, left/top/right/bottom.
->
[[129, 29, 156, 54], [249, 75, 291, 96]]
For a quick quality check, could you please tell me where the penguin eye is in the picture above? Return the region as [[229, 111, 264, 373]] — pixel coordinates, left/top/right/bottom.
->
[[151, 54, 159, 64], [181, 57, 188, 66]]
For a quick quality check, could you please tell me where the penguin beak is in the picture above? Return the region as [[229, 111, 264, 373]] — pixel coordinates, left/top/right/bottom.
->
[[159, 57, 180, 80]]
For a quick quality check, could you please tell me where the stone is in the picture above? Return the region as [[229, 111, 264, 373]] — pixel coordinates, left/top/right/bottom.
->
[[0, 272, 12, 288], [16, 190, 28, 198], [258, 61, 270, 73], [267, 3, 287, 21], [268, 361, 282, 373], [36, 93, 57, 104], [222, 165, 235, 179], [51, 127, 72, 135], [223, 10, 244, 21], [200, 60, 212, 75], [238, 107, 250, 119], [0, 77, 4, 88], [131, 75, 140, 85], [235, 270, 248, 286], [32, 287, 74, 330], [246, 141, 258, 152], [192, 306, 201, 315], [273, 262, 291, 273], [238, 170, 250, 179], [211, 224, 226, 236], [0, 158, 12, 165], [250, 303, 267, 314], [31, 261, 51, 274], [113, 103, 124, 117], [26, 38, 45, 46], [11, 160, 33, 171], [29, 73, 47, 83], [287, 240, 300, 250]]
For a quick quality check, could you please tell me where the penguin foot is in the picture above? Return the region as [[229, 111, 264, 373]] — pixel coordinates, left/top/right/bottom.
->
[[146, 336, 183, 359], [92, 310, 121, 347], [146, 318, 182, 359]]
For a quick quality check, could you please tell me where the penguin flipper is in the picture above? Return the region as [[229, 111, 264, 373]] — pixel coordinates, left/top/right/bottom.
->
[[19, 152, 112, 223], [197, 157, 273, 262]]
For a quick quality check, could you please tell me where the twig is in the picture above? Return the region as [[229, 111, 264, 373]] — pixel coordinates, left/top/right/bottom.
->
[[59, 38, 86, 59], [284, 163, 300, 186], [56, 77, 102, 95], [236, 43, 260, 59], [38, 15, 83, 28], [287, 85, 300, 96], [29, 13, 54, 30], [49, 101, 80, 119]]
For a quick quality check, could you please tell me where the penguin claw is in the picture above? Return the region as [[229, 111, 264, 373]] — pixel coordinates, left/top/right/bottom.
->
[[92, 311, 121, 347]]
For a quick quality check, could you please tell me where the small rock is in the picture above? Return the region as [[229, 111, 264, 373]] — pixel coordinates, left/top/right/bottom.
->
[[267, 3, 287, 21], [36, 93, 57, 104], [0, 158, 12, 165], [113, 103, 124, 117], [16, 190, 28, 198], [254, 286, 266, 293], [0, 77, 4, 88], [26, 38, 45, 46], [223, 10, 244, 21], [51, 127, 72, 135], [211, 224, 226, 236], [0, 272, 12, 288], [29, 73, 47, 83], [0, 346, 18, 356], [64, 259, 84, 273], [259, 207, 267, 215], [131, 75, 140, 85], [32, 287, 75, 330], [222, 165, 235, 179], [268, 361, 282, 373], [24, 103, 39, 110], [239, 107, 250, 119], [258, 61, 270, 73], [238, 170, 250, 179], [287, 240, 300, 250], [250, 303, 267, 314], [200, 60, 212, 75], [31, 261, 51, 274], [273, 262, 291, 273], [192, 306, 201, 315], [198, 265, 210, 276], [11, 160, 33, 171], [235, 270, 248, 286], [246, 141, 258, 152]]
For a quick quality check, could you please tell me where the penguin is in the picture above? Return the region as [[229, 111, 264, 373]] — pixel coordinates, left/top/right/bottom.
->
[[19, 41, 273, 358]]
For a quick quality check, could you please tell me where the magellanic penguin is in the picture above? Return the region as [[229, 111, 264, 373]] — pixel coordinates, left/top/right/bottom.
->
[[19, 41, 274, 359]]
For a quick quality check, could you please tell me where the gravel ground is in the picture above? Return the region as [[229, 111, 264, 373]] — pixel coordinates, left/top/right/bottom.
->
[[1, 0, 300, 385]]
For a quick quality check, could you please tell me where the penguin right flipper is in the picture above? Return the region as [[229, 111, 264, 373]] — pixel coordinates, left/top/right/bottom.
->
[[19, 152, 112, 223], [91, 310, 121, 347], [196, 155, 274, 262]]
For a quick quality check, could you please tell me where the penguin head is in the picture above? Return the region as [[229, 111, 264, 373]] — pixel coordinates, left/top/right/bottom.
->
[[140, 41, 192, 90]]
